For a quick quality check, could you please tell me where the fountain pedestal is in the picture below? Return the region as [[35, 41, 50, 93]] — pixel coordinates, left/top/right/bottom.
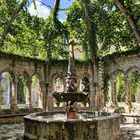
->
[[67, 111, 76, 118]]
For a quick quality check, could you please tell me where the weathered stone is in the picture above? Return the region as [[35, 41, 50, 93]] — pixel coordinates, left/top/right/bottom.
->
[[24, 112, 120, 140]]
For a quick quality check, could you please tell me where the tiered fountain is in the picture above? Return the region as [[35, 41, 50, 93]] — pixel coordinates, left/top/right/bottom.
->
[[53, 40, 89, 119], [24, 40, 120, 140]]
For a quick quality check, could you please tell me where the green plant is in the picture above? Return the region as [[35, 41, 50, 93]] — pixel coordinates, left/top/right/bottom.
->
[[0, 85, 4, 104]]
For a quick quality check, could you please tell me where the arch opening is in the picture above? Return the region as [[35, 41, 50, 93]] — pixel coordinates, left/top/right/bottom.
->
[[0, 72, 13, 109], [31, 75, 43, 108], [17, 74, 29, 108]]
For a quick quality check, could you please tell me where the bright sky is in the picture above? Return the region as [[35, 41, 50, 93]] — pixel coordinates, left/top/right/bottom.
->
[[28, 0, 74, 21]]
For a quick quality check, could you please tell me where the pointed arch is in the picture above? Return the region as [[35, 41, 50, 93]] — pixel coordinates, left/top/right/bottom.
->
[[111, 69, 125, 80], [80, 76, 90, 92], [16, 71, 31, 107], [0, 68, 16, 82], [31, 73, 43, 108], [0, 69, 15, 108], [31, 72, 43, 83], [126, 66, 140, 77]]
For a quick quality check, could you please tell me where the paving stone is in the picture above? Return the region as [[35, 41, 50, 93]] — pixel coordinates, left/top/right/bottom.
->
[[0, 123, 24, 140]]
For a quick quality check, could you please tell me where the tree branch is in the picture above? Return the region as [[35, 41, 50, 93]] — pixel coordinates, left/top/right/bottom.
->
[[0, 0, 27, 48], [81, 0, 98, 62], [114, 0, 140, 47], [53, 0, 60, 21], [38, 0, 52, 10]]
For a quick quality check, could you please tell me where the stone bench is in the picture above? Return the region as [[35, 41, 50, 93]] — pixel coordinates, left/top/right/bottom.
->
[[121, 113, 140, 123], [0, 113, 29, 124]]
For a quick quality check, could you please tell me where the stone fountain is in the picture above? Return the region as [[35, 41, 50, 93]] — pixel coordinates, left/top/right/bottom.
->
[[53, 40, 89, 118], [24, 40, 120, 140]]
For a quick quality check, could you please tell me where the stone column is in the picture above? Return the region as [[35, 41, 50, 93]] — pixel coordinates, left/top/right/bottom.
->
[[0, 77, 3, 112], [63, 78, 66, 92], [47, 81, 54, 111], [89, 79, 96, 111], [111, 78, 118, 107], [124, 75, 132, 112], [39, 81, 46, 110], [77, 77, 80, 92], [26, 80, 32, 111], [92, 64, 101, 111], [10, 78, 19, 113]]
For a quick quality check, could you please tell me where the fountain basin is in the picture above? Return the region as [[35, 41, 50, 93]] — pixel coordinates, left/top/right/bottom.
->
[[53, 92, 88, 102], [24, 111, 120, 140]]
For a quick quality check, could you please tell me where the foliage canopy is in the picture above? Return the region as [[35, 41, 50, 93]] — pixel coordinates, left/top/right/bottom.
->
[[0, 0, 140, 60]]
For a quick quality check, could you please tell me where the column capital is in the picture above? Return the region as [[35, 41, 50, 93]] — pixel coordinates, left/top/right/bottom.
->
[[111, 78, 116, 83], [13, 78, 18, 85], [124, 74, 129, 79], [124, 75, 131, 84], [111, 75, 116, 82], [26, 80, 32, 87]]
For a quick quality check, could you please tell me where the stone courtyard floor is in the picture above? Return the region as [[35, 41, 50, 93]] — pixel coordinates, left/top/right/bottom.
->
[[0, 122, 140, 140], [0, 123, 24, 140], [120, 123, 140, 140]]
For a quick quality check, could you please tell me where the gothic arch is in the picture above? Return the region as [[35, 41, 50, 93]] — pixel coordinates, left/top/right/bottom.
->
[[50, 73, 65, 107], [31, 74, 43, 108], [17, 70, 31, 83], [111, 69, 125, 80], [126, 66, 140, 77], [0, 68, 15, 107], [0, 68, 16, 82], [51, 73, 66, 91], [80, 73, 90, 81], [51, 73, 64, 82], [16, 71, 31, 106], [31, 72, 43, 83]]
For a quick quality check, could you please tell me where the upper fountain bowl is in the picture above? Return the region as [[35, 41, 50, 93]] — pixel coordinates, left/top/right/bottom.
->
[[53, 92, 88, 102]]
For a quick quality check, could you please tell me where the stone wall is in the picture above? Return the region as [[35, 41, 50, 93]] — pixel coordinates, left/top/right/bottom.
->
[[0, 52, 94, 114], [97, 117, 120, 140], [1, 49, 140, 114], [106, 50, 140, 108]]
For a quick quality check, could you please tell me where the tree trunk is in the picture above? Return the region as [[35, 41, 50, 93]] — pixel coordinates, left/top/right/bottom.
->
[[81, 0, 100, 110], [53, 0, 60, 21], [114, 0, 140, 47], [81, 0, 98, 62], [0, 0, 27, 48]]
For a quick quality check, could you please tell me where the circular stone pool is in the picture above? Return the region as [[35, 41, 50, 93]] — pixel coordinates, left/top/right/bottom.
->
[[24, 111, 120, 140]]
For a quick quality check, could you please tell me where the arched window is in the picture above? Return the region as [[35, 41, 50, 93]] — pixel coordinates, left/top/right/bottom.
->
[[31, 75, 42, 108], [54, 77, 64, 92], [17, 75, 26, 104], [17, 73, 29, 108], [0, 72, 12, 109], [53, 77, 64, 107], [79, 77, 90, 107], [80, 77, 90, 92], [116, 73, 125, 103], [130, 71, 140, 110]]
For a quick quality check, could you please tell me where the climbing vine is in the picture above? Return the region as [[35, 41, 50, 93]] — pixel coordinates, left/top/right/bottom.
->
[[100, 57, 110, 104]]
